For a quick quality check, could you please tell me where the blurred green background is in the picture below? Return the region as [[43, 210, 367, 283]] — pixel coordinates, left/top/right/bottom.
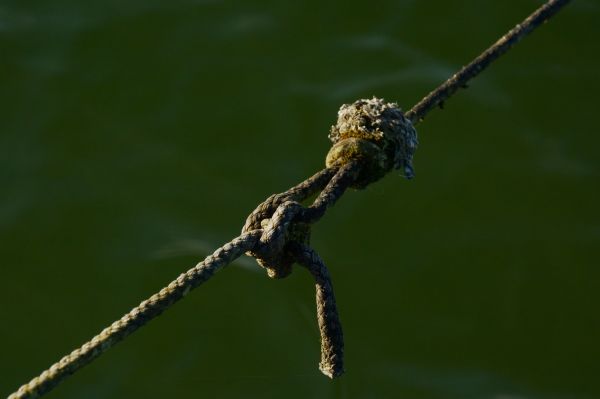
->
[[1, 0, 598, 398]]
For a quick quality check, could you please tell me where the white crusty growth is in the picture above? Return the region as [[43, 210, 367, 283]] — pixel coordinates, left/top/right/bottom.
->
[[329, 97, 418, 179]]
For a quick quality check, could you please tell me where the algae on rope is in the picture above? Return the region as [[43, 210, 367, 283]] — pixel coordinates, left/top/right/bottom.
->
[[326, 97, 418, 188]]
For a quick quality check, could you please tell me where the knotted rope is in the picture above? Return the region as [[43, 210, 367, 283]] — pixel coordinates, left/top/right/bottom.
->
[[239, 98, 417, 375], [7, 1, 571, 397]]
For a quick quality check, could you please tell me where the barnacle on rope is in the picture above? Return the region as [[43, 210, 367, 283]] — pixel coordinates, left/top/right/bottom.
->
[[326, 97, 418, 188], [8, 1, 571, 397]]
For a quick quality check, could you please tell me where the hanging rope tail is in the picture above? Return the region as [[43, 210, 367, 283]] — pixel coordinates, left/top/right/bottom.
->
[[7, 1, 571, 398]]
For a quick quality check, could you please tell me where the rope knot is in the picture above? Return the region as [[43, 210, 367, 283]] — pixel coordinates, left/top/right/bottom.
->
[[326, 97, 418, 188], [243, 200, 309, 279]]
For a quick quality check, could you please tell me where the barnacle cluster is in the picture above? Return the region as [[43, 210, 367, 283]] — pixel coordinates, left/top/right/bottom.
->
[[326, 97, 418, 188]]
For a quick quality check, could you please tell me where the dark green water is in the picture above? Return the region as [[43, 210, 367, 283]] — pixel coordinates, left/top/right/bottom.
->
[[1, 1, 599, 398]]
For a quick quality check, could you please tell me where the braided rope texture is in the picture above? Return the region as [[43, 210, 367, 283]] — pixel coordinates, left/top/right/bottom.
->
[[7, 1, 571, 396], [290, 243, 345, 378], [8, 232, 261, 399]]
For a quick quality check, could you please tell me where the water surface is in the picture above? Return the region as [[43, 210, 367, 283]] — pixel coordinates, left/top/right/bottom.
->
[[1, 1, 598, 398]]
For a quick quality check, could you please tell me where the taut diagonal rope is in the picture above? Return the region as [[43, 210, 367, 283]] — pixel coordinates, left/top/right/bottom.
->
[[7, 1, 571, 397], [8, 231, 262, 399]]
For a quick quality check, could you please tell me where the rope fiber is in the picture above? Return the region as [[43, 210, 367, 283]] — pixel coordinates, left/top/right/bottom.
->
[[7, 1, 571, 397]]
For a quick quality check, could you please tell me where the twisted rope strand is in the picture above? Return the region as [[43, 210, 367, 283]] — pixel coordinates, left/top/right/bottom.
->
[[242, 167, 338, 234], [8, 231, 261, 399], [298, 161, 361, 224], [405, 0, 571, 124], [7, 1, 570, 398], [289, 242, 345, 378]]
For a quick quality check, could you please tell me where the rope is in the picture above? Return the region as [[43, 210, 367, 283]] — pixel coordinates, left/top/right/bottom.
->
[[8, 232, 261, 399], [405, 0, 572, 124], [7, 1, 571, 398], [289, 242, 344, 378]]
